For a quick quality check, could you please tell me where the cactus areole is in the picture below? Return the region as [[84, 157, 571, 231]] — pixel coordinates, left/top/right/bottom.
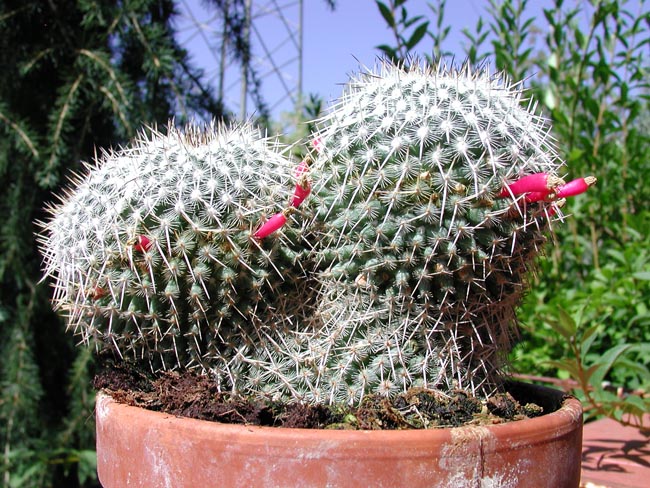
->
[[41, 61, 594, 408]]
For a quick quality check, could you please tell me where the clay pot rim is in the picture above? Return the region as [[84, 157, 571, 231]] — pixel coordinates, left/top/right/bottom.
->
[[96, 381, 582, 445]]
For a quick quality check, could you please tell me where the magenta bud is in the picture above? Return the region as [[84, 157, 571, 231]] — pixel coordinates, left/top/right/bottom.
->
[[292, 184, 311, 207], [312, 137, 323, 153], [499, 173, 563, 197], [555, 176, 597, 199], [133, 235, 152, 252], [295, 158, 309, 178], [254, 212, 287, 239], [291, 158, 311, 207], [525, 191, 551, 203]]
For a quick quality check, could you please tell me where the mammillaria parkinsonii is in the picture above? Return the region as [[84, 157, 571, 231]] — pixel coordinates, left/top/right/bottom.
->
[[279, 61, 596, 403], [41, 62, 595, 406], [40, 123, 312, 389]]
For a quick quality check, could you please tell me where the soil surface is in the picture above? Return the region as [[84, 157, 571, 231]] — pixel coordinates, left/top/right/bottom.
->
[[93, 360, 546, 430]]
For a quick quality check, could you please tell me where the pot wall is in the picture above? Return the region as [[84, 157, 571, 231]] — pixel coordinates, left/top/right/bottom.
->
[[96, 383, 582, 488]]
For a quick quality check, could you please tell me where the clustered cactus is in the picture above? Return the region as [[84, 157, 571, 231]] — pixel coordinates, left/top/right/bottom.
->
[[41, 61, 593, 405], [40, 123, 312, 387]]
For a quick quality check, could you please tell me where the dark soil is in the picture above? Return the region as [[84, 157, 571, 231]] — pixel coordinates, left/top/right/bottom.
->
[[93, 361, 546, 430]]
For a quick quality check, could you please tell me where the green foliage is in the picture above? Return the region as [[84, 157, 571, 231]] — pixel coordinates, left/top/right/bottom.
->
[[543, 306, 650, 425], [373, 0, 650, 420], [485, 0, 536, 82], [375, 0, 431, 61], [0, 303, 44, 487], [0, 0, 221, 485], [516, 234, 650, 387]]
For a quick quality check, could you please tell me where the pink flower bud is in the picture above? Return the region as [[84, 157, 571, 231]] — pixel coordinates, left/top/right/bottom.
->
[[555, 176, 597, 199], [525, 191, 552, 203], [254, 212, 287, 239], [292, 184, 311, 208], [291, 158, 311, 207], [312, 137, 323, 153], [133, 235, 152, 252], [294, 158, 309, 178], [499, 173, 564, 197]]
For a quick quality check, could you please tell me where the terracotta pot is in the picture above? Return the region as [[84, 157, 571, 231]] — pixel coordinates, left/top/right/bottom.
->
[[96, 382, 582, 488]]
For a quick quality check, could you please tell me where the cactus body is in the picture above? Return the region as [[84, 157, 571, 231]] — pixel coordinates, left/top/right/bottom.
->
[[42, 63, 589, 407], [41, 123, 309, 387], [262, 62, 566, 403]]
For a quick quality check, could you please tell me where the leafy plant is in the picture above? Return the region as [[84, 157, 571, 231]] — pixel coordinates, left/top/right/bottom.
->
[[545, 306, 650, 425], [376, 0, 430, 62], [0, 1, 222, 485]]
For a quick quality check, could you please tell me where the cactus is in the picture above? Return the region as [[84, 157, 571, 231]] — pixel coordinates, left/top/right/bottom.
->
[[246, 61, 593, 404], [39, 122, 312, 390], [41, 62, 594, 407]]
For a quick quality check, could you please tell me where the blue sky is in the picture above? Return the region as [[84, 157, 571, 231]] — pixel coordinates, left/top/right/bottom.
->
[[177, 0, 552, 120], [301, 0, 484, 102]]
